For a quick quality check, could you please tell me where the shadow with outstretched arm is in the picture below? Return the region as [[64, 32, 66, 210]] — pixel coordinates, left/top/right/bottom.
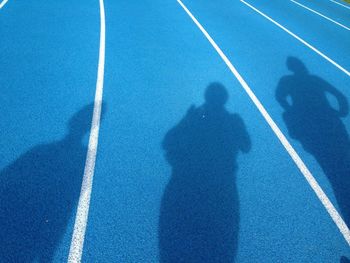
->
[[0, 103, 104, 262], [159, 83, 251, 262], [276, 57, 350, 240]]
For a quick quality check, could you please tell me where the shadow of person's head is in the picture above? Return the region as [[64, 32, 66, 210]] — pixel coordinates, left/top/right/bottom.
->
[[204, 82, 229, 110], [287, 56, 309, 75], [68, 102, 106, 140]]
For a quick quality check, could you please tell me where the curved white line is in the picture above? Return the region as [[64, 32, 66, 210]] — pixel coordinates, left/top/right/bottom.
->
[[68, 0, 106, 261], [291, 0, 350, 31], [177, 0, 350, 246], [330, 0, 350, 10], [240, 0, 350, 77], [0, 0, 9, 9]]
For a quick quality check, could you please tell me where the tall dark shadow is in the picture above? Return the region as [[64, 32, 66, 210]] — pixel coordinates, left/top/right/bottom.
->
[[0, 103, 103, 262], [276, 57, 350, 227], [159, 83, 251, 262]]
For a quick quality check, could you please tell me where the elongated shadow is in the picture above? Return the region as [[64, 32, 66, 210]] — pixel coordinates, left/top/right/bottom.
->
[[0, 103, 104, 262], [159, 83, 251, 262], [276, 57, 350, 228]]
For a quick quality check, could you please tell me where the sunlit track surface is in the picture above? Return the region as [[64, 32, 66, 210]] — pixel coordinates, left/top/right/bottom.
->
[[1, 0, 350, 262], [0, 0, 9, 9]]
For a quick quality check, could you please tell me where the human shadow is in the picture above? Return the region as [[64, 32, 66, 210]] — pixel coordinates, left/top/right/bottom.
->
[[159, 83, 251, 263], [0, 103, 104, 262], [276, 57, 350, 227]]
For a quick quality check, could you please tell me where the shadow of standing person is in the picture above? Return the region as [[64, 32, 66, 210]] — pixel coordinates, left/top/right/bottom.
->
[[0, 103, 103, 262], [159, 83, 251, 263], [276, 57, 350, 228]]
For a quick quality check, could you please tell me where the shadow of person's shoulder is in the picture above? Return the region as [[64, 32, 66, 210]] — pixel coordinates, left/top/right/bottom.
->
[[187, 104, 204, 118], [279, 74, 294, 82], [228, 112, 246, 129], [229, 112, 242, 121], [341, 256, 350, 263], [0, 141, 59, 181], [227, 112, 251, 153]]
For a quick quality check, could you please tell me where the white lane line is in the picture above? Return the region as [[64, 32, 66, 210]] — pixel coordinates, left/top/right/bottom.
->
[[291, 0, 350, 31], [240, 0, 350, 77], [330, 0, 350, 10], [68, 0, 106, 261], [0, 0, 9, 9], [176, 0, 350, 246]]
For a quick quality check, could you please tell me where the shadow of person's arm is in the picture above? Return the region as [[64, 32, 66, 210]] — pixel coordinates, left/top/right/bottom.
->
[[275, 77, 292, 111], [162, 105, 196, 166], [233, 114, 251, 153], [324, 82, 349, 117]]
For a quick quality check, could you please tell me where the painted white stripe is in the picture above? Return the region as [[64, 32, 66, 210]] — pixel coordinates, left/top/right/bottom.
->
[[330, 0, 350, 10], [291, 0, 350, 31], [68, 0, 105, 261], [177, 0, 350, 246], [0, 0, 9, 9], [240, 0, 350, 77]]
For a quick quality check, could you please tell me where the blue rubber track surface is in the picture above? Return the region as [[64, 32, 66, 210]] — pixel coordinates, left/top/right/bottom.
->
[[1, 0, 99, 261], [1, 0, 350, 262]]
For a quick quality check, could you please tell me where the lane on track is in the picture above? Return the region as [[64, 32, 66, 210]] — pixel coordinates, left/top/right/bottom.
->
[[240, 0, 350, 77], [82, 0, 349, 262], [0, 0, 100, 262], [330, 0, 350, 10], [177, 0, 350, 246], [290, 0, 350, 31], [240, 0, 350, 71], [304, 0, 350, 24], [68, 0, 106, 261], [174, 0, 350, 260], [0, 0, 9, 9], [2, 0, 349, 261]]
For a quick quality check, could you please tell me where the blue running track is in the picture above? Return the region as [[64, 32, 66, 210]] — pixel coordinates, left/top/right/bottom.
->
[[1, 0, 350, 262]]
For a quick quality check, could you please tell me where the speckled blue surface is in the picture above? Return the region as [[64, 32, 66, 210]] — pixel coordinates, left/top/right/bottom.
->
[[1, 0, 350, 262]]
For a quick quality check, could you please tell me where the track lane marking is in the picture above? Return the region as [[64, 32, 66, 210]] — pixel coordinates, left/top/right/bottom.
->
[[240, 0, 350, 77], [290, 0, 350, 31], [330, 0, 350, 10], [176, 0, 350, 246], [68, 0, 106, 261], [0, 0, 9, 9]]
